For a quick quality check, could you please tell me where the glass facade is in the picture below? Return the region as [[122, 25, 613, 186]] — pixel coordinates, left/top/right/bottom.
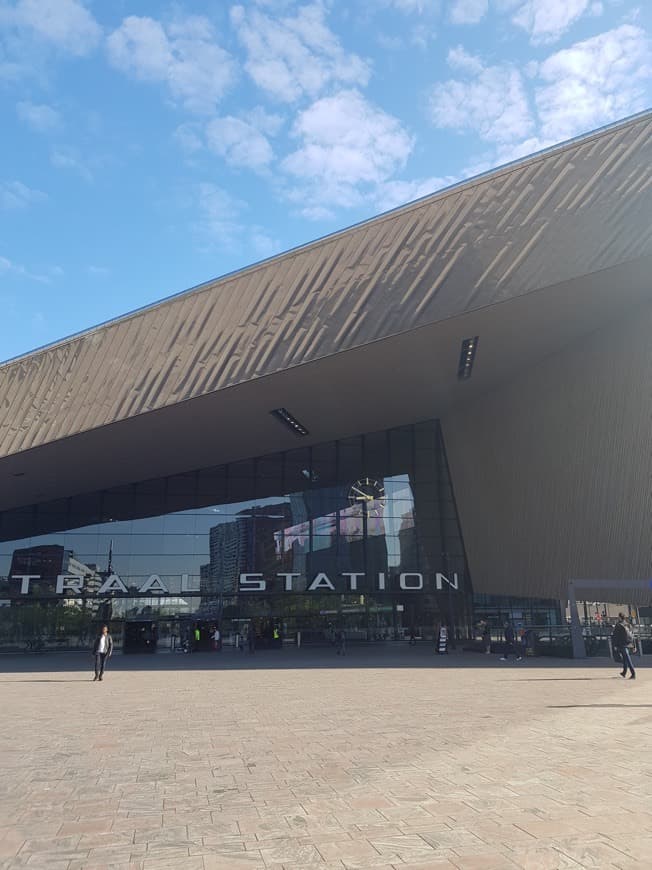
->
[[0, 420, 473, 652]]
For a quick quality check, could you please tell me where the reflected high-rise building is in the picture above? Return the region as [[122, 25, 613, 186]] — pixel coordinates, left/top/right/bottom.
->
[[8, 544, 101, 611], [200, 502, 292, 605]]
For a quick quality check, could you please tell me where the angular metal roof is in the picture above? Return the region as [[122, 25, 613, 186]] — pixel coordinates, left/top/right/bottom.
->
[[1, 111, 651, 462]]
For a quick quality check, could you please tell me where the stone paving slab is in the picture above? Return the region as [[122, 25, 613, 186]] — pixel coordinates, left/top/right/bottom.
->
[[0, 647, 651, 869]]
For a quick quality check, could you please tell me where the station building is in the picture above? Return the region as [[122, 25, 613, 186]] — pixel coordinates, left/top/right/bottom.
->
[[1, 111, 651, 651]]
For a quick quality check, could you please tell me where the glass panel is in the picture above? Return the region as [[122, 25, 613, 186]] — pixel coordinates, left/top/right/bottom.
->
[[196, 466, 228, 504], [284, 447, 311, 494], [363, 430, 388, 478], [414, 420, 437, 451], [102, 486, 135, 522], [0, 419, 474, 650], [388, 426, 413, 476], [337, 436, 362, 484], [0, 509, 34, 544], [311, 442, 336, 487]]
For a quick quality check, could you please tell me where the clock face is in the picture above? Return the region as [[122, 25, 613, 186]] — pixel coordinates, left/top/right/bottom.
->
[[348, 478, 386, 516]]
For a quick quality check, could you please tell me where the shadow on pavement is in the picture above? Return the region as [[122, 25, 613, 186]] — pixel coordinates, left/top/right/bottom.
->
[[502, 677, 618, 681], [0, 646, 647, 674], [0, 678, 93, 683], [550, 704, 652, 708]]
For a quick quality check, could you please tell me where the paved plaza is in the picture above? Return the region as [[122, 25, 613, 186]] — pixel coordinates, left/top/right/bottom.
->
[[1, 646, 651, 870]]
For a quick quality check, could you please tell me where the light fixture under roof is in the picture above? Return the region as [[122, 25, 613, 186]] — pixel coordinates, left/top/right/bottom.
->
[[458, 336, 479, 381], [270, 407, 310, 437]]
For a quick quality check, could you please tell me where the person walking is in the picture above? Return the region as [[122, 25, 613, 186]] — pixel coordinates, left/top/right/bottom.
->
[[612, 612, 636, 679], [479, 619, 491, 654], [500, 620, 522, 662], [247, 624, 256, 654], [92, 625, 113, 681], [336, 628, 346, 656]]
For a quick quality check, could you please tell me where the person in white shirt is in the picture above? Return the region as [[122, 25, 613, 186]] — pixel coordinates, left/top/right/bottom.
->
[[92, 625, 113, 681]]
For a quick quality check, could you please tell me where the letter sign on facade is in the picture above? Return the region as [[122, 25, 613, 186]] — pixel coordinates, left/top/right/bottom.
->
[[139, 574, 169, 594], [308, 573, 335, 591], [11, 575, 39, 594], [239, 573, 266, 592], [277, 573, 301, 591], [341, 572, 365, 590], [399, 573, 424, 590], [435, 573, 459, 590], [55, 575, 84, 595], [97, 574, 129, 594]]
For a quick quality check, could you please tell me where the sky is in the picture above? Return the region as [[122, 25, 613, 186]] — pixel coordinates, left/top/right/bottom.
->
[[1, 0, 650, 364]]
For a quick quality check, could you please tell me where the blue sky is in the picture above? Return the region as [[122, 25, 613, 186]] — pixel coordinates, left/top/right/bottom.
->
[[1, 0, 650, 363]]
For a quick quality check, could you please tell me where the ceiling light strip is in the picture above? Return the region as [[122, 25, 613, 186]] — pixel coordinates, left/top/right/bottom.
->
[[270, 407, 310, 437], [457, 336, 479, 381]]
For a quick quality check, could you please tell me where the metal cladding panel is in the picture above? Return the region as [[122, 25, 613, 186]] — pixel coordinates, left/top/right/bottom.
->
[[1, 113, 652, 459], [442, 302, 652, 604]]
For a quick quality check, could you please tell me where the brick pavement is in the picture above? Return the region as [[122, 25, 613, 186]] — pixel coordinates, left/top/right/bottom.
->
[[0, 646, 651, 869]]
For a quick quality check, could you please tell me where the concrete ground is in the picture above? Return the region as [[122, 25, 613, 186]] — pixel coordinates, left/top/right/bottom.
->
[[0, 646, 651, 870]]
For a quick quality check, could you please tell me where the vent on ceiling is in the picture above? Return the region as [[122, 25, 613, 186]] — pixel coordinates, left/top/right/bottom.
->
[[458, 336, 479, 381], [270, 407, 310, 437]]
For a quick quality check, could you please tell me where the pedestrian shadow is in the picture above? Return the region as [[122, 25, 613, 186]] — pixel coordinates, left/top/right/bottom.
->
[[549, 704, 652, 708], [502, 677, 616, 682], [0, 679, 90, 683]]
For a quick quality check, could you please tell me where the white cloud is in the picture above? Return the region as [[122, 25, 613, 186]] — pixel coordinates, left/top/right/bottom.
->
[[410, 22, 436, 49], [106, 16, 170, 80], [242, 106, 285, 137], [1, 0, 101, 56], [231, 2, 370, 103], [449, 0, 488, 25], [447, 45, 484, 74], [282, 89, 414, 214], [192, 182, 281, 256], [0, 180, 46, 209], [428, 50, 533, 143], [50, 145, 92, 181], [174, 108, 283, 166], [511, 0, 597, 45], [385, 0, 430, 10], [375, 174, 458, 211], [535, 25, 652, 141], [0, 254, 49, 283], [106, 15, 235, 114], [431, 23, 651, 175], [249, 229, 282, 259], [16, 101, 62, 132], [300, 204, 336, 221], [174, 123, 203, 154], [195, 182, 246, 247], [206, 117, 274, 171], [87, 265, 110, 277]]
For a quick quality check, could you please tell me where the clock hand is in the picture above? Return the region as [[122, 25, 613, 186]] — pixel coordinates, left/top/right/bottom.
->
[[351, 486, 368, 496]]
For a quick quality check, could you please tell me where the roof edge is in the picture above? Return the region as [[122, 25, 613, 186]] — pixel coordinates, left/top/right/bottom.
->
[[2, 108, 651, 372]]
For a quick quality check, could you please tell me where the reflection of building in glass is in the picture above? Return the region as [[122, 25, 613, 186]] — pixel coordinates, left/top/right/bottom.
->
[[200, 519, 247, 604], [8, 544, 102, 611], [9, 545, 67, 595], [200, 502, 292, 604]]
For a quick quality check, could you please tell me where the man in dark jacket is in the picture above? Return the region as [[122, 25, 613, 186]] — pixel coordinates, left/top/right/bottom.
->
[[92, 625, 113, 681], [500, 620, 522, 662], [612, 613, 636, 679]]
